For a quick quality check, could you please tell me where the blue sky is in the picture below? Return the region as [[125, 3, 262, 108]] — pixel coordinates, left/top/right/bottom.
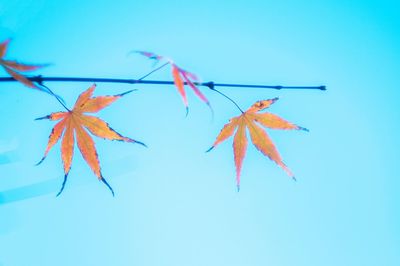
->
[[0, 0, 399, 265]]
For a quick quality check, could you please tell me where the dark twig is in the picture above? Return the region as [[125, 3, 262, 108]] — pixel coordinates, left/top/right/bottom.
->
[[0, 76, 326, 91], [1, 75, 325, 116], [210, 82, 326, 91]]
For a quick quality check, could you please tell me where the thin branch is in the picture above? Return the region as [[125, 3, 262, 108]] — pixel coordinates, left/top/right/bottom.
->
[[209, 82, 326, 90], [1, 76, 325, 113], [0, 76, 326, 91], [16, 63, 171, 111]]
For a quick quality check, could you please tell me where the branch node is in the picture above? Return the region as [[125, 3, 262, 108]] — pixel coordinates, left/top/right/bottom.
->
[[203, 81, 215, 90], [35, 75, 44, 86]]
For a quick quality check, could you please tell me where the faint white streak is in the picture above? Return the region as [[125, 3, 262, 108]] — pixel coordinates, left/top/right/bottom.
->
[[0, 138, 19, 165]]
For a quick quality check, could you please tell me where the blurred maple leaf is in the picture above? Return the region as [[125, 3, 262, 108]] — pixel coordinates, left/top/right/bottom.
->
[[36, 84, 146, 196], [207, 98, 308, 190], [0, 39, 49, 91], [135, 51, 211, 114]]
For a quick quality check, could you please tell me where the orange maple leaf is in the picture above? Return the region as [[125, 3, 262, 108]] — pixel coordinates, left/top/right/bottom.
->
[[37, 84, 146, 196], [0, 39, 48, 90], [207, 98, 308, 190], [136, 51, 211, 114]]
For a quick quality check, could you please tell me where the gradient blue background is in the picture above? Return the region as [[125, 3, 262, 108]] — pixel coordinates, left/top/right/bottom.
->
[[0, 1, 399, 265]]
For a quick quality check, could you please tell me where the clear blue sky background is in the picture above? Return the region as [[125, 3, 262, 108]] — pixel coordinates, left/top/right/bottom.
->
[[0, 0, 399, 265]]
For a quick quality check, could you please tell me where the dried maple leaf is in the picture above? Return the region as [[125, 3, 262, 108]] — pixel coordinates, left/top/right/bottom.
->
[[135, 51, 211, 114], [207, 98, 308, 190], [36, 84, 146, 196], [0, 39, 48, 90]]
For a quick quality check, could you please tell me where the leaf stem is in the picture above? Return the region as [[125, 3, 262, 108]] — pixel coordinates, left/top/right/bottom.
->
[[207, 83, 244, 113], [39, 83, 70, 112], [137, 62, 170, 81]]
